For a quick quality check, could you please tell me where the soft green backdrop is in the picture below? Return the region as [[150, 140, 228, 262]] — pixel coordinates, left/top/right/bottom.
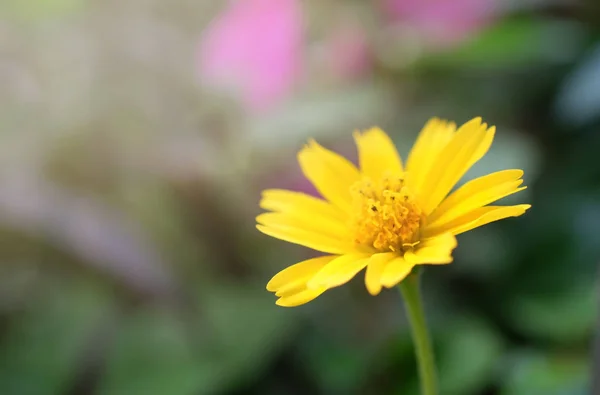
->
[[0, 0, 598, 394]]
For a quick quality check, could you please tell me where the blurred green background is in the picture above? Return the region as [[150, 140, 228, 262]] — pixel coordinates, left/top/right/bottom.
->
[[0, 0, 599, 394]]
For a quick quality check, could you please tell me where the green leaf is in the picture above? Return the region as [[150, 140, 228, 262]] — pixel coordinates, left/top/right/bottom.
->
[[99, 286, 291, 395], [97, 309, 206, 395], [298, 334, 373, 393], [390, 316, 505, 395], [418, 19, 584, 70], [555, 44, 600, 127], [506, 283, 597, 343], [0, 282, 114, 395], [501, 351, 590, 395], [437, 317, 505, 395], [199, 285, 294, 389]]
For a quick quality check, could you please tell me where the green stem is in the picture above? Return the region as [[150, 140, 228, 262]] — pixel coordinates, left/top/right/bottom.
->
[[398, 271, 438, 395]]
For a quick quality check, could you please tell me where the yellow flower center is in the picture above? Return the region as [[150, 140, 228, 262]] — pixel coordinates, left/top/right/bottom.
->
[[350, 173, 424, 252]]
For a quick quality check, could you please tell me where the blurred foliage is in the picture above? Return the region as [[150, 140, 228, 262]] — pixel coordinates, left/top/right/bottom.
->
[[0, 0, 599, 394]]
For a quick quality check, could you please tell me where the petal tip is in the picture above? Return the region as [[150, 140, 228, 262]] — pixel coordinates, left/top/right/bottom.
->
[[266, 272, 282, 291], [275, 299, 295, 307], [366, 284, 382, 296], [365, 126, 384, 134], [465, 116, 484, 129], [380, 277, 401, 289], [448, 236, 458, 249], [256, 224, 270, 235]]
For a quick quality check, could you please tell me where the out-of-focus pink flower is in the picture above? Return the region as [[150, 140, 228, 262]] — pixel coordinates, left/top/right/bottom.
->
[[382, 0, 494, 46], [323, 25, 372, 82], [198, 0, 304, 112]]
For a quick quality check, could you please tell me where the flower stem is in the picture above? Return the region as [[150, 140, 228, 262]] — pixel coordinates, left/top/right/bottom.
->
[[398, 271, 438, 395]]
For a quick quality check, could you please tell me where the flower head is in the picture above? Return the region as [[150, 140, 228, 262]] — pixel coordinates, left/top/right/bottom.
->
[[257, 117, 530, 306]]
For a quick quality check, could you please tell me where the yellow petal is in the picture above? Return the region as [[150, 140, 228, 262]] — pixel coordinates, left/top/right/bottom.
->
[[468, 125, 496, 170], [423, 205, 531, 238], [257, 224, 354, 254], [353, 128, 403, 180], [260, 189, 346, 222], [267, 255, 337, 292], [404, 233, 457, 265], [380, 257, 414, 288], [256, 212, 350, 240], [406, 118, 456, 192], [275, 281, 306, 297], [298, 140, 360, 213], [418, 232, 458, 248], [418, 118, 496, 215], [427, 171, 526, 227], [364, 252, 397, 295], [276, 286, 328, 307], [308, 253, 371, 289], [404, 252, 453, 265]]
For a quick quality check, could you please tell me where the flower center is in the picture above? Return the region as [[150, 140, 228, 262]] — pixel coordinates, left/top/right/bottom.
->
[[350, 173, 424, 252]]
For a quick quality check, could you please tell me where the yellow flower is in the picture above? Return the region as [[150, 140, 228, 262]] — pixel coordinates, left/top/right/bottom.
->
[[257, 117, 530, 307]]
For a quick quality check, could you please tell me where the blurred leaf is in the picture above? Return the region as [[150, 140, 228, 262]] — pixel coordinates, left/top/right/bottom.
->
[[555, 44, 600, 127], [503, 187, 600, 343], [395, 316, 505, 395], [506, 282, 597, 343], [298, 334, 372, 394], [420, 19, 584, 70], [453, 226, 518, 280], [201, 285, 294, 390], [97, 309, 205, 395], [0, 282, 114, 395], [437, 317, 505, 395], [99, 286, 292, 395], [520, 188, 600, 272], [363, 320, 416, 395], [501, 351, 590, 395]]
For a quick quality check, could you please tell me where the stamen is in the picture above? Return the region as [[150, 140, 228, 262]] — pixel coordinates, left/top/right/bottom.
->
[[350, 173, 424, 252]]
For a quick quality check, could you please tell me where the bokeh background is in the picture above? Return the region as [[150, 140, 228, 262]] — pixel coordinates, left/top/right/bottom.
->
[[1, 0, 599, 394]]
